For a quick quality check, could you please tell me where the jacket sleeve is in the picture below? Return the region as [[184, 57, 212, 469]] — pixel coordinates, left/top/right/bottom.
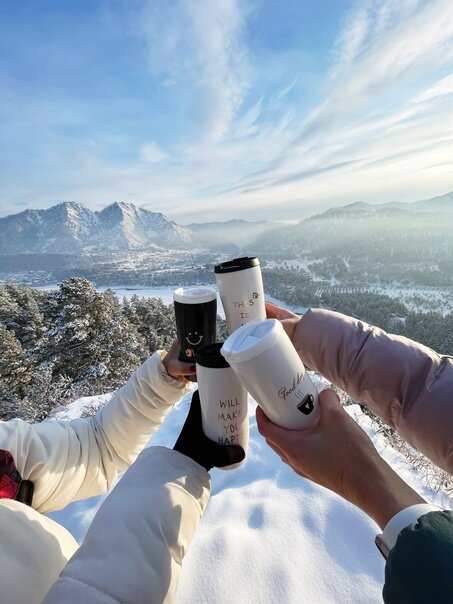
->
[[0, 352, 190, 513], [382, 511, 453, 603], [295, 308, 453, 473], [42, 447, 211, 604]]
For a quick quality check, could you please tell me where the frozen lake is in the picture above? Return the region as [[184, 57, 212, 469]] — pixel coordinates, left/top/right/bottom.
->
[[34, 284, 307, 318]]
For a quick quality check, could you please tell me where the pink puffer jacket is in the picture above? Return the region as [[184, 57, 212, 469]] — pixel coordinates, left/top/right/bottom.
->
[[294, 309, 453, 474]]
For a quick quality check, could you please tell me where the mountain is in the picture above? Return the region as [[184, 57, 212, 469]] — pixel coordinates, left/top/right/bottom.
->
[[251, 191, 453, 284], [0, 202, 192, 253], [95, 202, 191, 250], [187, 219, 278, 249], [412, 190, 453, 213], [308, 191, 453, 222]]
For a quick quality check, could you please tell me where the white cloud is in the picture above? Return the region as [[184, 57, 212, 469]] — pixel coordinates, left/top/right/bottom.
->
[[4, 1, 453, 223], [269, 77, 298, 107], [300, 0, 453, 140], [141, 0, 250, 142], [139, 141, 169, 163], [413, 73, 453, 104], [330, 7, 370, 78]]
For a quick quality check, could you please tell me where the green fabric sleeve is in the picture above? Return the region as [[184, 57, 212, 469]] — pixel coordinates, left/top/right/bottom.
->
[[383, 511, 453, 603]]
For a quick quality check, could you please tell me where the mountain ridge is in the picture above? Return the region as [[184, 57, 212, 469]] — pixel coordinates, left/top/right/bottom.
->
[[0, 201, 192, 253], [1, 191, 452, 256], [305, 191, 453, 222]]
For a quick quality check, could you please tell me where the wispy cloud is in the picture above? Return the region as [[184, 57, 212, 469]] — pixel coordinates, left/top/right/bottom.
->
[[299, 0, 453, 140], [2, 1, 453, 222], [413, 73, 453, 104], [139, 141, 169, 163], [206, 0, 453, 220], [141, 0, 250, 141]]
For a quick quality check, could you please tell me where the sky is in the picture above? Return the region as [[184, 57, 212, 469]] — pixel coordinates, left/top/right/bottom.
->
[[1, 0, 453, 224]]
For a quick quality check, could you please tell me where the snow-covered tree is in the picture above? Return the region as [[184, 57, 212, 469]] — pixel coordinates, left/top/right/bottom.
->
[[0, 279, 184, 420], [0, 284, 46, 349], [47, 278, 146, 390], [0, 323, 24, 416], [125, 295, 176, 354]]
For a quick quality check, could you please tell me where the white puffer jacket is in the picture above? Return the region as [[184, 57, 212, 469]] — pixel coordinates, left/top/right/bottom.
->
[[0, 353, 209, 604]]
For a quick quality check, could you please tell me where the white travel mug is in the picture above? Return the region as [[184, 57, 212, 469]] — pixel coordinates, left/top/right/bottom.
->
[[196, 343, 249, 469], [214, 256, 266, 334], [221, 319, 319, 430]]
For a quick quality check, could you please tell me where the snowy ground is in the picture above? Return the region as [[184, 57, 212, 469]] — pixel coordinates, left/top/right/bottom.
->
[[48, 386, 452, 604]]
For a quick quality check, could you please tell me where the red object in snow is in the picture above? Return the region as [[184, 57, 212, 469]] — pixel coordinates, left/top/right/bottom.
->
[[0, 450, 22, 500]]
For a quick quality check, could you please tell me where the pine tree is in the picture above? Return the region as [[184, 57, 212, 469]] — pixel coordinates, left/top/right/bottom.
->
[[90, 288, 146, 387], [47, 279, 146, 391], [126, 295, 177, 354], [0, 324, 26, 419], [0, 284, 46, 349]]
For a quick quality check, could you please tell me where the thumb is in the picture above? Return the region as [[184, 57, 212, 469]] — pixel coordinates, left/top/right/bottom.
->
[[265, 301, 298, 321], [318, 388, 342, 412]]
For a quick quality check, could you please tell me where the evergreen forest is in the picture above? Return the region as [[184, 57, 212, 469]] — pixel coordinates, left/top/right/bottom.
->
[[1, 276, 452, 423]]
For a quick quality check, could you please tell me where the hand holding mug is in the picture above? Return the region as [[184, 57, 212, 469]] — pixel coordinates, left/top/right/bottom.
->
[[162, 341, 196, 381], [256, 389, 424, 529], [265, 300, 300, 339], [174, 390, 246, 471]]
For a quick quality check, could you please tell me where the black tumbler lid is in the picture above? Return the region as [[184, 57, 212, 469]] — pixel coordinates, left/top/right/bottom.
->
[[214, 256, 260, 274], [196, 343, 230, 368]]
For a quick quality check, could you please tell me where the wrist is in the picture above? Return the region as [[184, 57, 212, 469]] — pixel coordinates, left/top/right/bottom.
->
[[375, 503, 442, 557], [354, 455, 425, 529]]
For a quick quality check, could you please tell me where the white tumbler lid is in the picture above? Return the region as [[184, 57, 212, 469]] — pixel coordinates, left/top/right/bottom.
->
[[173, 286, 217, 304], [221, 319, 282, 363]]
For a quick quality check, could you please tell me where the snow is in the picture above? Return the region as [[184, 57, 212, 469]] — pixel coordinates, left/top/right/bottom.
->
[[47, 385, 452, 604]]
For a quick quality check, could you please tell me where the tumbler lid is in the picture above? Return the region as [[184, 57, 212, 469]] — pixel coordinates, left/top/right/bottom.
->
[[221, 319, 282, 364], [214, 256, 260, 274], [173, 286, 217, 304], [196, 343, 230, 369]]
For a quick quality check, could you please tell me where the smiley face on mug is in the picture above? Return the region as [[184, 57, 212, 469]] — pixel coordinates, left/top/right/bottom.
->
[[186, 331, 203, 347]]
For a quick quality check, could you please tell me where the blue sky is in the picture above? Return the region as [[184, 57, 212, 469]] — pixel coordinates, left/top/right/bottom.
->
[[1, 0, 452, 223]]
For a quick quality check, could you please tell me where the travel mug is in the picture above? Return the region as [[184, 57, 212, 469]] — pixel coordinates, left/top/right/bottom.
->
[[197, 343, 249, 469], [214, 256, 266, 334], [221, 319, 319, 430], [173, 286, 217, 362]]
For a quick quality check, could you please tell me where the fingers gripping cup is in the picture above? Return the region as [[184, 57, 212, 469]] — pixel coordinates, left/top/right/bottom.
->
[[173, 286, 217, 363], [221, 319, 319, 430], [197, 343, 249, 469], [214, 257, 266, 334]]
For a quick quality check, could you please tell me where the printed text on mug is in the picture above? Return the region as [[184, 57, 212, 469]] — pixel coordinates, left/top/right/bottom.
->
[[278, 372, 305, 401]]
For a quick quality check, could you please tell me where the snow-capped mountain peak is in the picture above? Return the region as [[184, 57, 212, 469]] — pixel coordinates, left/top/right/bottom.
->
[[0, 202, 192, 253]]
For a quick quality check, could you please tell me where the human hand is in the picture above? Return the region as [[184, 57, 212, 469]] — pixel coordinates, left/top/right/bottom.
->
[[265, 301, 300, 340], [174, 390, 245, 471], [162, 341, 196, 381], [256, 389, 424, 528]]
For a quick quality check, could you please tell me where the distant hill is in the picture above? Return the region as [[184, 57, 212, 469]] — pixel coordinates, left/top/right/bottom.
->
[[1, 192, 452, 284], [251, 191, 453, 284], [0, 201, 192, 253], [307, 191, 453, 221], [187, 218, 278, 250]]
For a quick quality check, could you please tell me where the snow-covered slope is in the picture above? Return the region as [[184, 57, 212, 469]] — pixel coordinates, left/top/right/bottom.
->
[[0, 201, 192, 252], [48, 385, 452, 604], [0, 202, 99, 253], [97, 202, 192, 250]]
